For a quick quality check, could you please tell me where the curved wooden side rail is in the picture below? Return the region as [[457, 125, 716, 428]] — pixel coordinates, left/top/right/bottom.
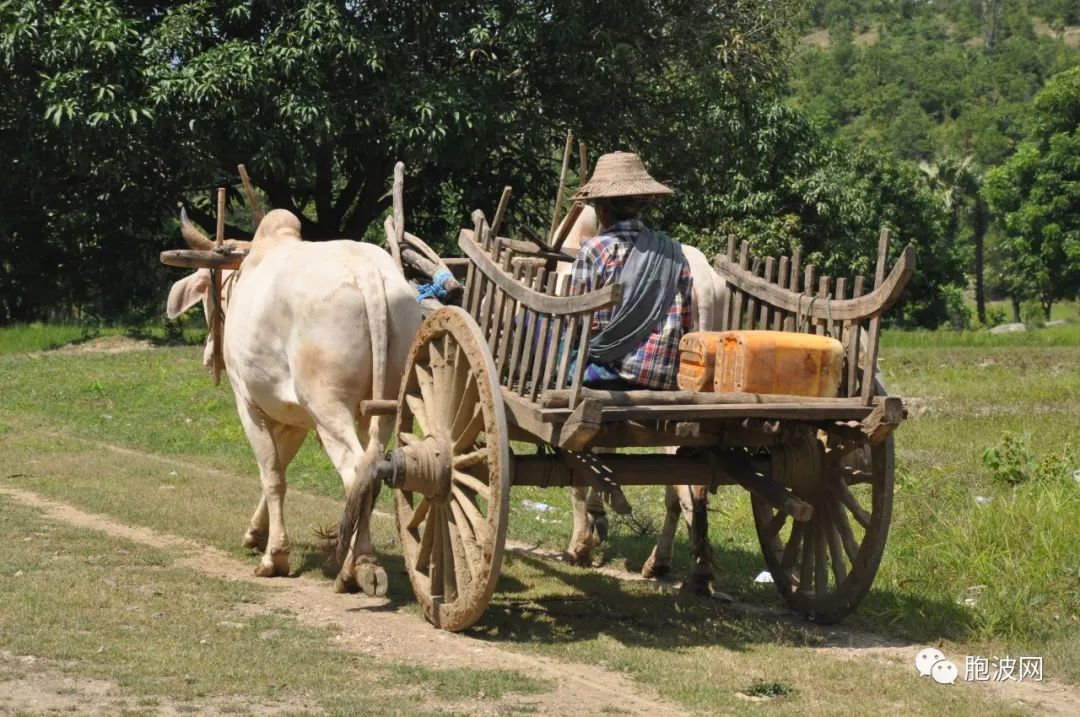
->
[[714, 244, 916, 322], [160, 249, 247, 270], [458, 228, 621, 315]]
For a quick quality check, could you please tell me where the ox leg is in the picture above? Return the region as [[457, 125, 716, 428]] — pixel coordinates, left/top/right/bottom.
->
[[642, 484, 682, 579], [566, 487, 607, 566], [684, 485, 715, 596], [242, 496, 269, 553], [236, 403, 307, 578], [566, 486, 595, 566], [308, 407, 388, 597]]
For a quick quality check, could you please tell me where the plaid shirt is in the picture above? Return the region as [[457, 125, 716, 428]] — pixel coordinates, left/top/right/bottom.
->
[[568, 219, 693, 390]]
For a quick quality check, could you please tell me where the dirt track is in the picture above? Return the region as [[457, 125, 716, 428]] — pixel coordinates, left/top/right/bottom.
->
[[3, 482, 1078, 716], [0, 485, 691, 717]]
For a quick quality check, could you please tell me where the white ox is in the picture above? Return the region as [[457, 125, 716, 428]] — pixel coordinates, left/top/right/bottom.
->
[[166, 209, 421, 595], [554, 206, 727, 592]]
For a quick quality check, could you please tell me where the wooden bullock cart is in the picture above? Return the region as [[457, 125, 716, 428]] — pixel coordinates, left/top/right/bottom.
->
[[365, 207, 916, 632]]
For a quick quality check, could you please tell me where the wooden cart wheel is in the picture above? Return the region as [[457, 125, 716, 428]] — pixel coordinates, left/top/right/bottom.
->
[[391, 306, 511, 631], [751, 422, 894, 624]]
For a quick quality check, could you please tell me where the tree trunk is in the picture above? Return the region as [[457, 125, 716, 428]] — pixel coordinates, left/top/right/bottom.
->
[[973, 199, 988, 325], [1011, 296, 1021, 324]]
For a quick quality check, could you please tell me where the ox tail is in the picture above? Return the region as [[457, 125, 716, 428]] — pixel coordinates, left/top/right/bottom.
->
[[336, 263, 391, 564]]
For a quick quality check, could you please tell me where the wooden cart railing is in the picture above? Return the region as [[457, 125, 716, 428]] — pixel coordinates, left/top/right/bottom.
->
[[714, 230, 915, 404]]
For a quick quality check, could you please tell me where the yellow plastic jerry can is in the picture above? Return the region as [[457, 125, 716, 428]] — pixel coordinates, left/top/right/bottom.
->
[[678, 330, 844, 397]]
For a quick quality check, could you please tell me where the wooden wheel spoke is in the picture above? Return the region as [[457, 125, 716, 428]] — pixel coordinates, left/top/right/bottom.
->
[[440, 508, 458, 602], [764, 509, 788, 539], [414, 364, 442, 433], [780, 520, 804, 577], [453, 405, 485, 452], [449, 377, 478, 437], [406, 394, 431, 437], [453, 448, 487, 470], [416, 510, 436, 571], [838, 467, 875, 485], [430, 506, 445, 595], [833, 480, 872, 529], [407, 496, 430, 531], [446, 510, 473, 594], [823, 503, 849, 585], [832, 497, 860, 563], [449, 500, 481, 580], [452, 485, 489, 543], [453, 469, 491, 500], [814, 517, 829, 598], [798, 523, 814, 593]]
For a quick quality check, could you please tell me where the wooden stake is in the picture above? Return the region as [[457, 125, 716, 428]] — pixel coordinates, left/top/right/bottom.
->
[[490, 186, 512, 239], [211, 187, 226, 384], [861, 228, 890, 404], [215, 188, 226, 247], [389, 162, 405, 270], [547, 131, 573, 243], [237, 164, 264, 226]]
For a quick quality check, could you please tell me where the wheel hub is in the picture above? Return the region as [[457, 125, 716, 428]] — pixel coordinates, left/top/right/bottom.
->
[[769, 431, 826, 496], [374, 436, 453, 500]]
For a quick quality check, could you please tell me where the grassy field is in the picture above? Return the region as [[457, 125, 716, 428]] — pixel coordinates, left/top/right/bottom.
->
[[0, 319, 1077, 714]]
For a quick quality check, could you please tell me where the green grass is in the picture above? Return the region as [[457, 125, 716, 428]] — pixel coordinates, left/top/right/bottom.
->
[[0, 321, 1075, 713], [0, 321, 206, 355], [0, 496, 549, 716]]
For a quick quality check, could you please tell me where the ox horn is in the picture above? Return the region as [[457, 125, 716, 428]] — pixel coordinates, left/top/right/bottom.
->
[[179, 205, 217, 251]]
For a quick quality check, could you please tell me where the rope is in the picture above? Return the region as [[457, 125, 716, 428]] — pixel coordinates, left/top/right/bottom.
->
[[415, 269, 454, 303]]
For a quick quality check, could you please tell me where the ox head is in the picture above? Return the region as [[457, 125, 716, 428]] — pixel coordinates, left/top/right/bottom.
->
[[165, 207, 248, 368]]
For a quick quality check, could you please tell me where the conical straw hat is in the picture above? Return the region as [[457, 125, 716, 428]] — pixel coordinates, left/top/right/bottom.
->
[[573, 151, 673, 201]]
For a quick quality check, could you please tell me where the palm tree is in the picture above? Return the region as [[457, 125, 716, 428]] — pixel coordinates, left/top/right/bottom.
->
[[919, 155, 989, 325]]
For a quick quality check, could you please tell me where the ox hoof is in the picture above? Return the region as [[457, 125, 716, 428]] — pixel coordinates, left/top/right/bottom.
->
[[356, 560, 388, 598], [641, 553, 671, 580], [254, 552, 290, 578], [682, 573, 715, 598], [334, 571, 359, 594], [242, 529, 267, 553], [591, 515, 608, 544], [563, 549, 593, 568]]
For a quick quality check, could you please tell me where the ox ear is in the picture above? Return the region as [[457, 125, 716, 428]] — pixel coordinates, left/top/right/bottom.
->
[[166, 269, 211, 319]]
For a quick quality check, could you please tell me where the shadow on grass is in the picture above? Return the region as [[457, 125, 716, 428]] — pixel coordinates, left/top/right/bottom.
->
[[467, 543, 976, 653]]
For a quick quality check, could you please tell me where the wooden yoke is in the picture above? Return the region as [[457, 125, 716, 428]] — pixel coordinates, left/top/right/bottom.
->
[[713, 231, 915, 399]]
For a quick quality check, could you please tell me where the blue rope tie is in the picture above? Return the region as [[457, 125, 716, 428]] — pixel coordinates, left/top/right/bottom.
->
[[416, 269, 454, 303]]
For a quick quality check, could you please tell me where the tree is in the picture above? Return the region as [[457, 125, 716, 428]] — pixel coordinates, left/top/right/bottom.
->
[[1, 0, 806, 322], [984, 66, 1080, 319]]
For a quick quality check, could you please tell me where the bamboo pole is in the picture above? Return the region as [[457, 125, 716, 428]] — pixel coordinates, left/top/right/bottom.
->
[[389, 162, 404, 270], [215, 188, 226, 248], [547, 131, 573, 243], [490, 186, 512, 239]]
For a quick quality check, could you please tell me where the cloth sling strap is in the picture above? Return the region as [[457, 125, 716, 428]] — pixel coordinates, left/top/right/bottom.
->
[[588, 227, 684, 364]]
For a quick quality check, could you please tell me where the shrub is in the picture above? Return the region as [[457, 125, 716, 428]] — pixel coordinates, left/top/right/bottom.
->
[[983, 433, 1076, 486]]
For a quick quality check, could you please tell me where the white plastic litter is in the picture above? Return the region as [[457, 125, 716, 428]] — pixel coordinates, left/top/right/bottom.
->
[[1073, 470, 1079, 486], [754, 570, 774, 584], [974, 495, 991, 506], [522, 500, 555, 513]]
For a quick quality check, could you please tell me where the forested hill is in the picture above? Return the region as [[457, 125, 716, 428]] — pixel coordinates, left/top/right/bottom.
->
[[789, 0, 1080, 166], [779, 1, 1080, 326]]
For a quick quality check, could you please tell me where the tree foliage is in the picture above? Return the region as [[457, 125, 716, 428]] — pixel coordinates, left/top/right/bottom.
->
[[984, 65, 1080, 317], [1, 0, 810, 322]]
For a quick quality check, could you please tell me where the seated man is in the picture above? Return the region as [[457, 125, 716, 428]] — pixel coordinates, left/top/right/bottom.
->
[[569, 151, 693, 390]]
